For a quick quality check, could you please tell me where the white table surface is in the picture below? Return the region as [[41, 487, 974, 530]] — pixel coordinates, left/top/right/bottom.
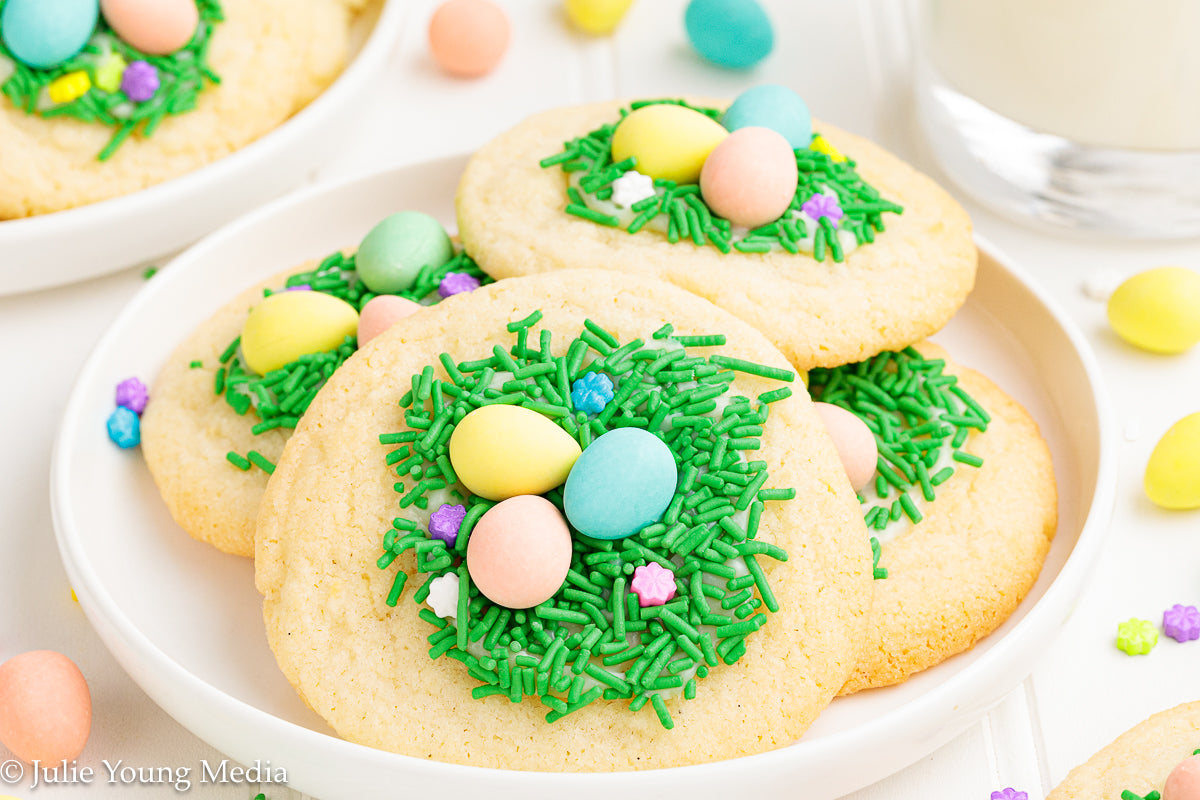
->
[[2, 1, 1199, 797]]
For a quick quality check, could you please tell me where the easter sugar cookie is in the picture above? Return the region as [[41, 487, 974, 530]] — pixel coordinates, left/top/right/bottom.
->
[[456, 92, 976, 371], [254, 269, 874, 770], [805, 342, 1057, 693], [140, 214, 492, 557], [0, 0, 376, 219]]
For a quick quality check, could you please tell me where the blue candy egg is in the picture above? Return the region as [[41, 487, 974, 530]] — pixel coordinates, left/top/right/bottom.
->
[[684, 0, 773, 70], [563, 428, 677, 540], [722, 84, 812, 149], [1, 0, 99, 69]]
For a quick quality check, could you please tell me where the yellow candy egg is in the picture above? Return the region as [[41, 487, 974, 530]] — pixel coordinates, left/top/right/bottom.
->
[[449, 405, 582, 501], [565, 0, 634, 34], [1145, 412, 1200, 510], [611, 104, 728, 184], [240, 291, 359, 376], [1107, 266, 1200, 354]]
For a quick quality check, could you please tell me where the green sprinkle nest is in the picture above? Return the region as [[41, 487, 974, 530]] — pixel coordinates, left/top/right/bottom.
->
[[376, 315, 797, 730], [0, 0, 223, 160], [215, 249, 492, 473], [539, 99, 903, 261], [807, 347, 991, 580]]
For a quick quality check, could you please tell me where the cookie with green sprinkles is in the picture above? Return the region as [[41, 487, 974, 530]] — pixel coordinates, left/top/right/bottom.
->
[[141, 242, 492, 557], [255, 269, 874, 770], [456, 98, 976, 372]]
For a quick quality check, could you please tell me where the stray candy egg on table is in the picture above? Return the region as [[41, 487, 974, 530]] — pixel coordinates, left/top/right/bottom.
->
[[1165, 754, 1200, 800], [1107, 266, 1200, 354], [428, 0, 510, 78], [448, 405, 582, 501], [0, 651, 91, 764], [684, 0, 773, 69], [100, 0, 199, 56], [356, 295, 421, 347], [700, 126, 797, 229], [722, 84, 812, 149], [466, 495, 573, 609], [0, 0, 99, 69], [563, 428, 677, 540], [239, 291, 359, 376], [611, 103, 728, 184], [813, 402, 878, 493], [564, 0, 634, 34], [356, 211, 454, 295], [1144, 412, 1200, 510]]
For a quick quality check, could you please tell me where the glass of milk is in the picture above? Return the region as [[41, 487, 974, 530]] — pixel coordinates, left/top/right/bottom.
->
[[913, 0, 1200, 237]]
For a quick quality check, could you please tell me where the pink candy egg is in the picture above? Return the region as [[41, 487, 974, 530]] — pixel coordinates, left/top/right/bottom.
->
[[814, 402, 878, 492], [1165, 754, 1200, 800], [428, 0, 510, 78], [0, 651, 91, 764], [100, 0, 199, 56], [466, 495, 572, 609], [357, 295, 422, 347], [700, 126, 798, 229]]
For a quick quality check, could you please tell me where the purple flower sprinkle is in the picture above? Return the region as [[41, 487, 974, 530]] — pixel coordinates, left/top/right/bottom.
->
[[428, 503, 467, 547], [990, 789, 1028, 800], [115, 377, 149, 414], [1163, 604, 1200, 642], [437, 272, 480, 298], [285, 284, 312, 291], [801, 194, 844, 226], [121, 61, 159, 103]]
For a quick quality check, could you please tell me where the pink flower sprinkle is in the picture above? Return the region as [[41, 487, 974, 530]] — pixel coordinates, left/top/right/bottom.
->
[[631, 562, 676, 607], [991, 789, 1028, 800], [1163, 604, 1200, 642]]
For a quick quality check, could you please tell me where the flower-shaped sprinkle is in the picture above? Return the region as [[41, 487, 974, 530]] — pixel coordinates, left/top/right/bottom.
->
[[115, 377, 149, 414], [438, 272, 480, 298], [571, 371, 614, 415], [426, 572, 460, 619], [285, 284, 312, 292], [1163, 604, 1200, 643], [121, 61, 159, 103], [1116, 617, 1158, 655], [801, 193, 844, 226], [990, 790, 1027, 800], [809, 134, 846, 163], [95, 53, 127, 93], [429, 503, 467, 547], [107, 406, 140, 448], [631, 562, 677, 607], [611, 170, 656, 209]]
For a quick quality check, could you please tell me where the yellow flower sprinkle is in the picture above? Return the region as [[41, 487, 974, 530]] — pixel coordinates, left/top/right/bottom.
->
[[48, 71, 92, 104]]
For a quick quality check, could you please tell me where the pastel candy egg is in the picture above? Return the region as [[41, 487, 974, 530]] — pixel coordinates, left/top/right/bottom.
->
[[814, 402, 878, 493], [1165, 754, 1200, 800], [722, 84, 812, 149], [1145, 412, 1200, 510], [428, 0, 510, 78], [611, 104, 728, 184], [563, 428, 677, 540], [240, 291, 359, 376], [700, 126, 798, 229], [1, 0, 99, 69], [356, 295, 422, 347], [684, 0, 773, 69], [1107, 266, 1200, 354], [356, 212, 454, 295], [100, 0, 199, 56], [0, 651, 91, 763], [466, 495, 572, 608], [449, 405, 582, 501], [565, 0, 634, 34]]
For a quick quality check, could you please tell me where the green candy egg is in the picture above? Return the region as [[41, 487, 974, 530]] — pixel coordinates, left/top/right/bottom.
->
[[356, 212, 453, 294]]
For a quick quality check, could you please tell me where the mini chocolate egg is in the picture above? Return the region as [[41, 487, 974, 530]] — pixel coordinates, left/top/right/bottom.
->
[[1107, 266, 1200, 354], [684, 0, 773, 69], [357, 295, 422, 347], [428, 0, 510, 78], [565, 0, 634, 35], [1, 0, 99, 69], [814, 402, 878, 493], [1165, 754, 1200, 800], [722, 84, 812, 149], [240, 291, 359, 376], [356, 212, 454, 295], [449, 405, 582, 500], [466, 495, 572, 608], [100, 0, 198, 56], [0, 651, 91, 764], [611, 103, 728, 184], [1145, 412, 1200, 510], [563, 428, 677, 540], [700, 126, 797, 229]]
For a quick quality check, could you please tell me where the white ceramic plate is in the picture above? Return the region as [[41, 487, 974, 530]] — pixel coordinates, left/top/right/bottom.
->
[[52, 156, 1117, 800], [0, 0, 405, 297]]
